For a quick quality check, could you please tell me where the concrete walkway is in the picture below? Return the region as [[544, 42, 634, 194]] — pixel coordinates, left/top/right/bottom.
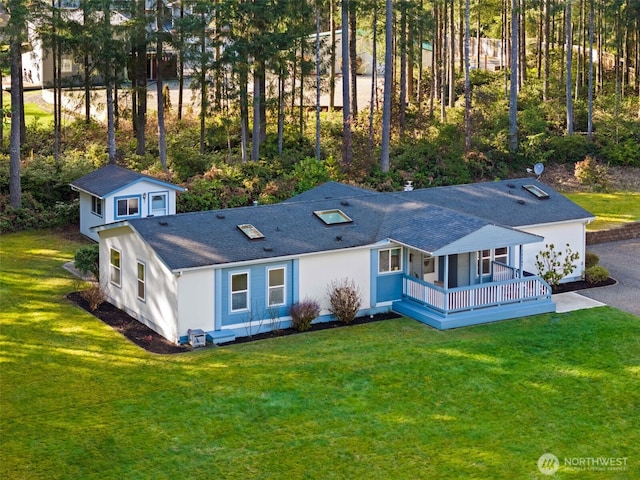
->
[[552, 292, 606, 313]]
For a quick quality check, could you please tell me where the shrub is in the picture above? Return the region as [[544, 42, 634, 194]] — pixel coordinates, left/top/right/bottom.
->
[[585, 251, 600, 269], [74, 245, 100, 279], [535, 243, 580, 287], [81, 284, 105, 311], [545, 134, 594, 164], [574, 156, 609, 191], [289, 299, 321, 332], [0, 194, 79, 233], [327, 278, 362, 324], [585, 265, 610, 285]]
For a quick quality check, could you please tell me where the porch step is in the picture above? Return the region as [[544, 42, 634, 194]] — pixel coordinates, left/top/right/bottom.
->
[[208, 330, 236, 345], [392, 298, 556, 330]]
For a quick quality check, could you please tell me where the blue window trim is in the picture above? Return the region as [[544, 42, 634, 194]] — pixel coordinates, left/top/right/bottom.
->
[[114, 194, 142, 220], [377, 247, 403, 275], [147, 190, 169, 216], [229, 270, 250, 313], [266, 265, 287, 308]]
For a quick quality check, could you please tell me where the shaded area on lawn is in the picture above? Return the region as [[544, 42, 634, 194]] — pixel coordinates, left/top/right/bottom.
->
[[67, 291, 400, 353], [68, 278, 614, 354]]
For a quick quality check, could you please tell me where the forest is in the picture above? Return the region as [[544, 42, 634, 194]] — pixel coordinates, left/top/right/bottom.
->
[[1, 0, 639, 232]]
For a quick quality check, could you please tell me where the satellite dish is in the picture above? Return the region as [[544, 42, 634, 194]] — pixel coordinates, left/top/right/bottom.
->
[[533, 163, 544, 176]]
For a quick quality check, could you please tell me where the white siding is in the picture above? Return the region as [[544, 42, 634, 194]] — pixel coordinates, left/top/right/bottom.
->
[[298, 249, 372, 314], [79, 192, 105, 242], [520, 221, 588, 282], [104, 181, 178, 225], [99, 226, 180, 343], [176, 269, 215, 336]]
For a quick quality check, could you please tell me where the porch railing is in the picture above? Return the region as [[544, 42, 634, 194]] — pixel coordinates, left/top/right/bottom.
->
[[491, 261, 520, 281], [402, 274, 552, 314]]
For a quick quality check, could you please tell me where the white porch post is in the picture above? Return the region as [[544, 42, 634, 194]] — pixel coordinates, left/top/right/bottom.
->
[[519, 245, 524, 278], [443, 255, 449, 288]]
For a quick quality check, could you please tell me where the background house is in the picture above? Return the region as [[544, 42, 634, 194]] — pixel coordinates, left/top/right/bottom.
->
[[93, 179, 593, 345], [70, 164, 185, 242]]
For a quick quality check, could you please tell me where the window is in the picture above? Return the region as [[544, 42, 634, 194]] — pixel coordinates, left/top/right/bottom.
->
[[267, 267, 285, 307], [477, 249, 491, 276], [61, 59, 73, 72], [91, 195, 102, 217], [230, 272, 249, 312], [494, 247, 508, 265], [314, 209, 352, 225], [137, 261, 145, 301], [522, 184, 550, 199], [423, 255, 435, 274], [110, 248, 121, 287], [116, 197, 140, 218], [237, 224, 264, 240], [379, 247, 402, 273], [150, 193, 167, 216]]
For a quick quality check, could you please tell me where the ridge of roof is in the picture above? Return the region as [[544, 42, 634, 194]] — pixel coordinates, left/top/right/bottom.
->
[[70, 164, 184, 197]]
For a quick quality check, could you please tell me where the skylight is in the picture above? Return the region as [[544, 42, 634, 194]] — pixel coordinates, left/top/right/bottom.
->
[[314, 209, 353, 225], [237, 224, 265, 239], [522, 184, 550, 199]]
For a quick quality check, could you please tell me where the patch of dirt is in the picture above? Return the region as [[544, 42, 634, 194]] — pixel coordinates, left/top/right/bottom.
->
[[67, 291, 191, 354], [542, 164, 640, 193], [551, 277, 617, 294], [67, 291, 400, 353]]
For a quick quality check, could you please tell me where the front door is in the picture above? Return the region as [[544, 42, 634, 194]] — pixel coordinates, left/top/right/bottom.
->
[[150, 193, 168, 217]]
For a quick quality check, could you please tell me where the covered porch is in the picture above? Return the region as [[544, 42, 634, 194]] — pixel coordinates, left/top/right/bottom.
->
[[390, 224, 555, 329]]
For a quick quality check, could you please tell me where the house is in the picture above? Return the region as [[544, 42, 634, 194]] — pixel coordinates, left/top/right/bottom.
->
[[70, 164, 185, 242], [22, 1, 177, 89], [93, 178, 594, 345]]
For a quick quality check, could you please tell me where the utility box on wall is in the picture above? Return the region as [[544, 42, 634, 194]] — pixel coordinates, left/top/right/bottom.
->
[[188, 329, 206, 348]]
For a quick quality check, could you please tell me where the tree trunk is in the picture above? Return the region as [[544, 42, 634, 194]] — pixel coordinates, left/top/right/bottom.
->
[[400, 1, 407, 130], [508, 0, 519, 152], [566, 0, 574, 134], [587, 0, 594, 140], [330, 1, 336, 111], [315, 5, 321, 161], [341, 0, 352, 165], [380, 0, 393, 173], [369, 0, 378, 156], [349, 0, 358, 116], [9, 33, 22, 208], [156, 0, 167, 170], [464, 0, 471, 151]]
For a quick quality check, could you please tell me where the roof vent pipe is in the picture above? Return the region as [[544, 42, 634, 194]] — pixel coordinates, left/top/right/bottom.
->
[[253, 200, 259, 207]]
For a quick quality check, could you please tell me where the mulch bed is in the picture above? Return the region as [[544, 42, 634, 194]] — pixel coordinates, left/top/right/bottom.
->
[[67, 292, 191, 354], [67, 291, 400, 354], [67, 277, 615, 354], [551, 277, 616, 294]]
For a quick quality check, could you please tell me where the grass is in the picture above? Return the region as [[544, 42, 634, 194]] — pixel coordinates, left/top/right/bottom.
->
[[1, 230, 639, 479], [3, 92, 54, 128], [565, 192, 640, 231]]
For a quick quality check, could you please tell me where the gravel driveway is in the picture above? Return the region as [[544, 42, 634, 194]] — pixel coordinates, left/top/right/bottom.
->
[[580, 238, 640, 317]]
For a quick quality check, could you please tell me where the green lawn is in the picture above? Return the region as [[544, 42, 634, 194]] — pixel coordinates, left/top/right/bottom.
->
[[565, 192, 640, 231], [3, 93, 54, 127], [1, 230, 639, 479]]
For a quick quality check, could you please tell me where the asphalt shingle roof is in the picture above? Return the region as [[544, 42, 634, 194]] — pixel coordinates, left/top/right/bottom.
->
[[70, 164, 183, 197], [398, 178, 594, 227], [115, 178, 592, 271]]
